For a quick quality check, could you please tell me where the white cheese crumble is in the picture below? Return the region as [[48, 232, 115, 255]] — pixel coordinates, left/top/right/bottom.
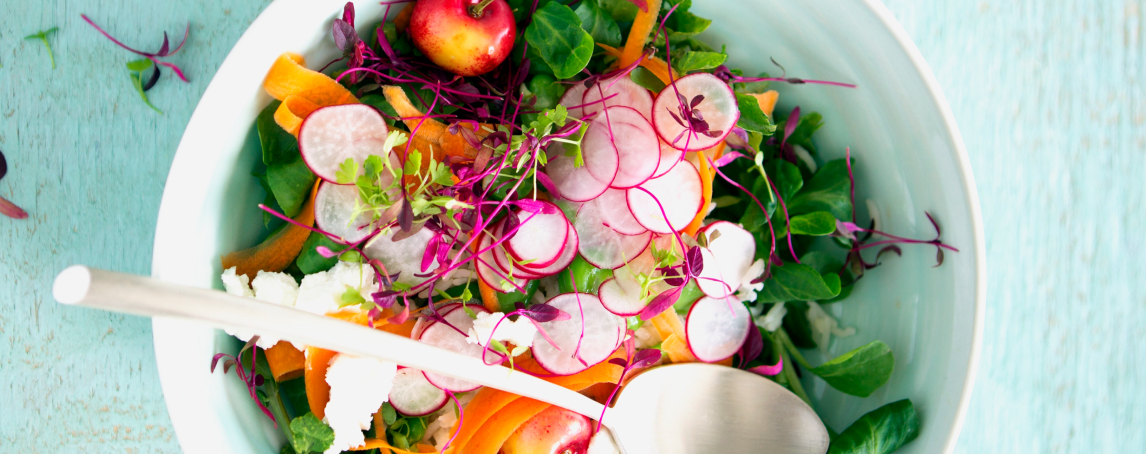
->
[[807, 301, 856, 352], [295, 261, 375, 316], [755, 302, 787, 332], [465, 311, 538, 350], [323, 354, 398, 454], [734, 259, 766, 303], [586, 428, 621, 454], [220, 267, 298, 349], [221, 267, 253, 297]]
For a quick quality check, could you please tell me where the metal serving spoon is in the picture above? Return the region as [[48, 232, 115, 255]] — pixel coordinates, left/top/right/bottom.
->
[[53, 266, 829, 454]]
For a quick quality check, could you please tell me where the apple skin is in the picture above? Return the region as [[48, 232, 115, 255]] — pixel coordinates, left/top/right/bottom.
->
[[501, 406, 593, 454], [408, 0, 517, 77]]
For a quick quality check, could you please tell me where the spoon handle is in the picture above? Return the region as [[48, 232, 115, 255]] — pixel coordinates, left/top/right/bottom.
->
[[53, 266, 608, 421]]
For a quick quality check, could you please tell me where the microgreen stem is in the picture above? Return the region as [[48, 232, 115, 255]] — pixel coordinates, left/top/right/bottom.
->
[[23, 28, 58, 69]]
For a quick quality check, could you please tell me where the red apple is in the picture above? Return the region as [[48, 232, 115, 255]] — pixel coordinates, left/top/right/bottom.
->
[[408, 0, 517, 77], [501, 406, 593, 454]]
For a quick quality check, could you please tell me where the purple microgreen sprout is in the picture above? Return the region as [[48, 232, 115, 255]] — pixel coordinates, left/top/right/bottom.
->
[[210, 337, 276, 425], [23, 27, 59, 69], [597, 336, 661, 431], [81, 14, 191, 82], [713, 59, 858, 89]]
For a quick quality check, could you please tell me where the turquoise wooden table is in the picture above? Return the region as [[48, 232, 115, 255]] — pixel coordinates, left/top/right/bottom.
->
[[2, 0, 1143, 452]]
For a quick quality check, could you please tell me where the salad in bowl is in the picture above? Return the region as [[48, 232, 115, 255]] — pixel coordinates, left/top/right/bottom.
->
[[164, 1, 979, 453]]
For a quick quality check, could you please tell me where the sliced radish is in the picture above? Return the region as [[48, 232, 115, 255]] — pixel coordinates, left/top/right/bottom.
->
[[545, 154, 612, 202], [505, 202, 570, 267], [652, 73, 740, 151], [695, 221, 757, 298], [362, 225, 438, 286], [420, 305, 502, 392], [577, 118, 626, 185], [314, 182, 375, 244], [475, 232, 531, 293], [598, 278, 646, 316], [626, 160, 703, 234], [588, 106, 660, 189], [581, 75, 654, 120], [388, 367, 448, 416], [531, 293, 625, 375], [518, 223, 579, 276], [560, 81, 591, 120], [591, 189, 646, 236], [576, 201, 653, 269], [493, 238, 545, 280], [299, 104, 392, 182], [685, 296, 751, 363], [652, 140, 685, 178]]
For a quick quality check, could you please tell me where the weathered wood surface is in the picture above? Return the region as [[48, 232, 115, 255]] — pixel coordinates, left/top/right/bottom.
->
[[1, 0, 1143, 452]]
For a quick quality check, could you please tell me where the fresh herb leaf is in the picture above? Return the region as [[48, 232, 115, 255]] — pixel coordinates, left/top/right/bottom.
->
[[381, 402, 398, 425], [735, 92, 777, 135], [525, 2, 595, 79], [630, 66, 667, 92], [360, 94, 400, 122], [296, 232, 347, 274], [336, 157, 360, 184], [267, 158, 316, 218], [126, 59, 163, 114], [339, 285, 367, 307], [289, 412, 335, 454], [827, 399, 920, 454], [258, 101, 300, 164], [525, 75, 567, 113], [557, 256, 614, 295], [576, 0, 623, 48], [781, 301, 817, 349], [788, 159, 853, 221], [671, 50, 727, 74], [756, 263, 840, 303], [24, 27, 59, 69], [784, 211, 838, 236], [596, 0, 640, 22], [809, 341, 894, 397]]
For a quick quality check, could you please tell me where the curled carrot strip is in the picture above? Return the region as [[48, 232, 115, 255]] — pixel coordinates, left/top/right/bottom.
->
[[459, 398, 550, 454], [381, 85, 490, 161], [619, 0, 664, 70], [265, 341, 305, 382], [263, 53, 359, 136], [221, 180, 320, 280]]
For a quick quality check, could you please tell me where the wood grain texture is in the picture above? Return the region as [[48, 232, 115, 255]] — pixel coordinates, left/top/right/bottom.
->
[[1, 0, 1143, 452]]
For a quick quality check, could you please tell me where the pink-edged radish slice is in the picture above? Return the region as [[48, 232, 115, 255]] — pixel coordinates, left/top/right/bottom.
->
[[545, 153, 613, 202], [652, 140, 685, 179], [505, 202, 570, 267], [591, 188, 646, 236], [363, 225, 438, 287], [388, 367, 448, 416], [598, 278, 646, 316], [560, 81, 590, 120], [518, 223, 579, 276], [314, 181, 375, 244], [590, 106, 660, 189], [652, 73, 740, 151], [685, 296, 752, 363], [412, 303, 465, 340], [475, 232, 531, 293], [575, 201, 653, 269], [299, 103, 392, 182], [493, 238, 546, 281], [581, 75, 654, 120], [695, 221, 758, 298], [626, 160, 703, 234], [420, 305, 503, 392], [531, 293, 625, 375]]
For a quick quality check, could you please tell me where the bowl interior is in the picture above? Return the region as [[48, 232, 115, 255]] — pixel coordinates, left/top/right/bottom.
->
[[151, 1, 983, 453]]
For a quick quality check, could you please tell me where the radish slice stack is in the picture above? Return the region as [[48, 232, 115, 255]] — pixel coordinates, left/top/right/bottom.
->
[[419, 305, 503, 392], [626, 160, 704, 234], [652, 73, 740, 151], [477, 203, 579, 293], [363, 226, 438, 287], [531, 293, 625, 375], [298, 104, 392, 182], [575, 200, 652, 270], [581, 75, 655, 120], [686, 296, 752, 362]]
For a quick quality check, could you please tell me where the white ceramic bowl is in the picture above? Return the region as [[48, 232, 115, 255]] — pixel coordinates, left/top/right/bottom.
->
[[152, 1, 985, 453]]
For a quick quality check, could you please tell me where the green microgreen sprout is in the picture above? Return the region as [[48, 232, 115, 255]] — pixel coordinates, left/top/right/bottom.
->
[[127, 59, 162, 114], [24, 27, 59, 69]]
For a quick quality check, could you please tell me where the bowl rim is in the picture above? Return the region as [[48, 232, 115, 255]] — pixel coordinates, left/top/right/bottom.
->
[[151, 0, 986, 452]]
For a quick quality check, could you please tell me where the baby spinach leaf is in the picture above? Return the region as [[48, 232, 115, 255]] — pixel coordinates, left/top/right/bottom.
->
[[785, 111, 825, 154], [359, 94, 400, 122], [290, 412, 335, 454], [295, 232, 347, 274], [576, 0, 622, 48], [799, 250, 844, 275], [766, 159, 804, 200], [558, 255, 614, 295], [781, 301, 817, 349], [810, 341, 894, 397], [671, 50, 726, 73], [735, 93, 776, 135], [258, 101, 298, 165], [785, 211, 837, 236], [597, 0, 640, 22], [267, 158, 316, 218], [630, 66, 667, 92], [739, 177, 776, 233], [525, 75, 567, 112], [756, 263, 840, 303], [525, 2, 595, 79], [827, 399, 920, 454], [788, 159, 853, 221]]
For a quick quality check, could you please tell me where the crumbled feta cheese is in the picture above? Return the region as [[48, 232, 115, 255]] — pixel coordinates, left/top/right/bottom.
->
[[465, 311, 538, 349], [221, 267, 253, 297], [323, 354, 398, 454], [296, 261, 375, 316], [586, 428, 621, 454], [734, 259, 766, 303], [755, 302, 787, 332], [807, 301, 855, 352]]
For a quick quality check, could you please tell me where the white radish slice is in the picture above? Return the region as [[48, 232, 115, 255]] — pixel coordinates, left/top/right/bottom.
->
[[576, 201, 653, 269], [626, 160, 703, 234], [363, 226, 438, 287], [589, 106, 660, 189], [581, 75, 654, 120], [545, 154, 613, 202], [652, 140, 685, 178], [531, 293, 625, 375], [652, 73, 740, 151], [505, 202, 570, 267], [696, 221, 758, 298], [299, 104, 392, 182], [420, 305, 502, 392], [591, 189, 646, 236], [597, 278, 646, 316], [388, 367, 448, 416], [686, 296, 752, 362], [493, 239, 545, 280], [518, 223, 579, 276], [412, 303, 463, 340], [314, 182, 375, 244], [475, 232, 531, 293], [560, 81, 590, 119]]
